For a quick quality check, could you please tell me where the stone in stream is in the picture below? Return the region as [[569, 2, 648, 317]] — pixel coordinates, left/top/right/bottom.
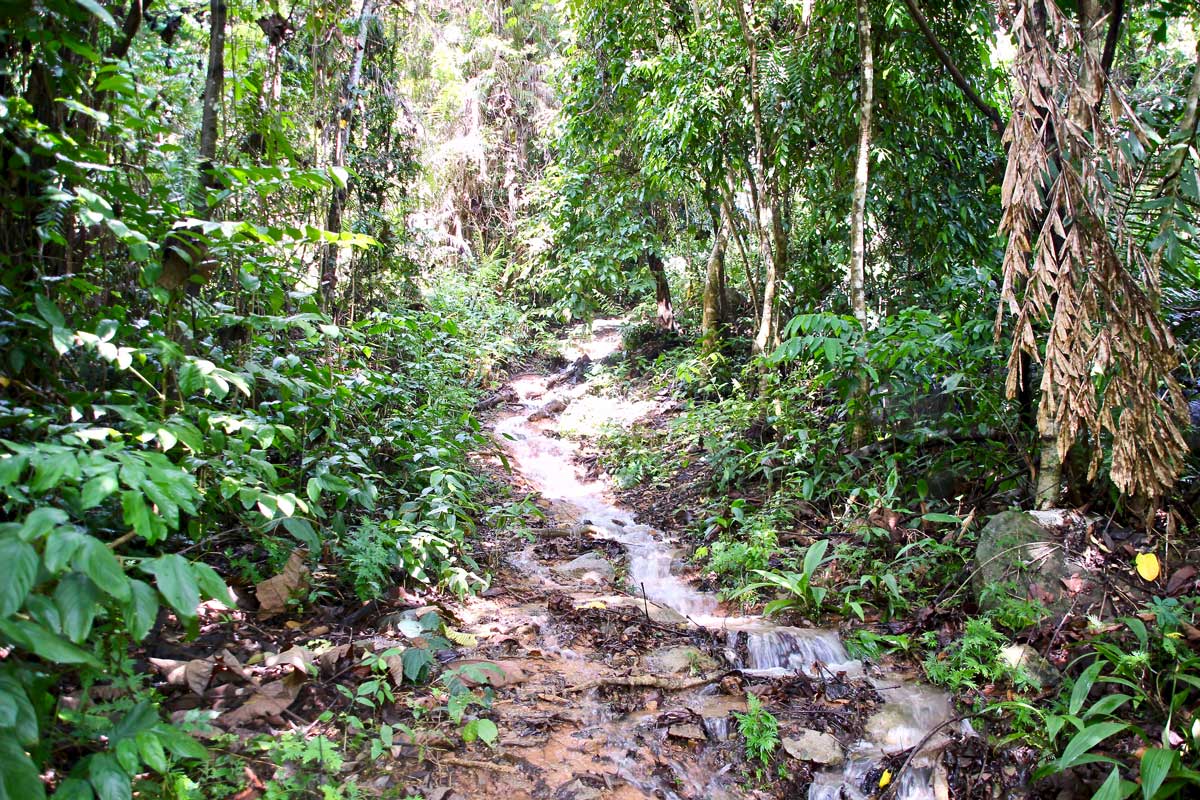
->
[[782, 729, 844, 765], [667, 723, 707, 741], [641, 645, 718, 676], [551, 552, 615, 583], [528, 397, 568, 421], [974, 509, 1103, 620], [574, 596, 688, 625]]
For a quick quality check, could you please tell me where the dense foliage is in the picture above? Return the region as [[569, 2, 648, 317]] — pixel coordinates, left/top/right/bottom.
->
[[1, 0, 1198, 797]]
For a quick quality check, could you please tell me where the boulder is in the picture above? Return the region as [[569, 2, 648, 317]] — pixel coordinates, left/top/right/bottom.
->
[[552, 552, 615, 583], [974, 510, 1103, 617], [999, 644, 1060, 688], [642, 645, 718, 676], [782, 729, 844, 765]]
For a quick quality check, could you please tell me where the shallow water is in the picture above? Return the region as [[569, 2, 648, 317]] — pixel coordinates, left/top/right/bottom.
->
[[494, 319, 962, 800]]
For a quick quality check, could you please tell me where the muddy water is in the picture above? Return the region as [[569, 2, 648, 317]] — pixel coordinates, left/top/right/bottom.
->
[[493, 320, 964, 800]]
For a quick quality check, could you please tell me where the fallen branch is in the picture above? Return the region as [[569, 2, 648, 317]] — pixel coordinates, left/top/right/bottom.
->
[[440, 756, 521, 775], [565, 671, 733, 694]]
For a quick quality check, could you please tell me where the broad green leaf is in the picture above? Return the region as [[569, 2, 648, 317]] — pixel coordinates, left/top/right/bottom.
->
[[1091, 767, 1125, 800], [1140, 748, 1176, 800], [80, 473, 118, 510], [44, 528, 86, 574], [281, 518, 321, 551], [0, 733, 46, 800], [17, 507, 68, 541], [87, 753, 130, 800], [1070, 662, 1102, 716], [0, 619, 100, 666], [140, 555, 199, 619], [121, 580, 159, 642], [401, 646, 434, 683], [1058, 722, 1129, 771], [54, 574, 100, 643], [191, 562, 234, 606], [463, 718, 498, 746], [73, 0, 117, 29], [34, 295, 66, 327], [76, 537, 130, 601], [135, 732, 167, 773], [0, 536, 38, 617], [150, 724, 207, 761], [51, 779, 93, 800], [0, 675, 38, 744]]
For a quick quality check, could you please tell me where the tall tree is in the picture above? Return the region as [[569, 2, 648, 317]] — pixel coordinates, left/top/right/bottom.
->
[[321, 0, 375, 315], [848, 0, 873, 327]]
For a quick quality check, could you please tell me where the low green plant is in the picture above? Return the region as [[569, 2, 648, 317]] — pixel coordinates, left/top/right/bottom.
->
[[734, 694, 780, 780], [922, 616, 1039, 693], [730, 539, 832, 615]]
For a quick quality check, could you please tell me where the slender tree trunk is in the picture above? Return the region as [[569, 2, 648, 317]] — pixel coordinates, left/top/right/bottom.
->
[[321, 0, 374, 316], [647, 252, 679, 332], [732, 0, 784, 358], [199, 0, 226, 186], [718, 177, 758, 320], [702, 207, 730, 347], [850, 0, 873, 327]]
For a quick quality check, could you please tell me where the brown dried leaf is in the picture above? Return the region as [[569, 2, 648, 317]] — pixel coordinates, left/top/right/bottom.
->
[[255, 552, 309, 618], [265, 646, 314, 674], [1166, 565, 1197, 596], [219, 672, 305, 727], [149, 657, 214, 696]]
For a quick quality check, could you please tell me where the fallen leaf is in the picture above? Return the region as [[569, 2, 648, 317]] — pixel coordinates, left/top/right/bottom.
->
[[149, 657, 214, 696], [215, 649, 256, 683], [255, 552, 309, 618], [265, 646, 314, 674], [1166, 565, 1197, 596], [1134, 552, 1160, 582], [219, 673, 304, 726], [1060, 574, 1086, 595], [318, 643, 352, 675], [879, 769, 892, 788]]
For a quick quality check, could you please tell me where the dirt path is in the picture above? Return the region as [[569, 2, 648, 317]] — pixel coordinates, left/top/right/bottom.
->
[[424, 320, 960, 800]]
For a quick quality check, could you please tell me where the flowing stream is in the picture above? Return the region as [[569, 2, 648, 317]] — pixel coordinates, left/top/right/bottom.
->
[[493, 320, 965, 800]]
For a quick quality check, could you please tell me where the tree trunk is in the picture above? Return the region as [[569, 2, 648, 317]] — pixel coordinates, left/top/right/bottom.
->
[[199, 0, 226, 186], [849, 0, 873, 328], [321, 0, 374, 316], [647, 252, 679, 332], [701, 208, 730, 348]]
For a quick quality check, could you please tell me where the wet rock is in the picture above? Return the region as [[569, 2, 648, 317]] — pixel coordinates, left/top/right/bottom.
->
[[667, 723, 707, 741], [577, 596, 688, 625], [642, 645, 718, 676], [528, 397, 568, 421], [552, 552, 615, 583], [999, 644, 1060, 688], [974, 510, 1103, 619], [782, 729, 844, 765]]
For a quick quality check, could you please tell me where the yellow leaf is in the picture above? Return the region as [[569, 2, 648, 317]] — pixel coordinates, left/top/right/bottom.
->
[[1134, 552, 1160, 582], [879, 769, 892, 788]]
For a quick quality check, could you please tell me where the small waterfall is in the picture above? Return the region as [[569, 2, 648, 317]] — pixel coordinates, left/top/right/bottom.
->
[[743, 627, 853, 673]]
